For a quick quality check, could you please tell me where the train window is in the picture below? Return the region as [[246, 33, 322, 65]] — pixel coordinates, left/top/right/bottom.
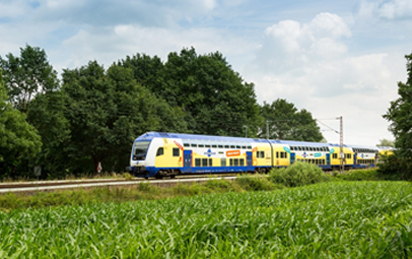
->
[[134, 141, 150, 160], [221, 158, 226, 166], [276, 152, 279, 158], [230, 143, 236, 149], [242, 145, 247, 149], [247, 145, 252, 149], [209, 159, 213, 166], [198, 140, 205, 148], [156, 147, 164, 156], [260, 151, 265, 158], [333, 153, 338, 159], [230, 159, 233, 166], [202, 158, 208, 166], [183, 140, 190, 147], [205, 141, 211, 148], [218, 141, 223, 148], [236, 144, 241, 149], [195, 158, 201, 167], [234, 159, 239, 166], [224, 142, 230, 148], [173, 148, 180, 157], [240, 159, 244, 166], [190, 140, 197, 148], [211, 142, 217, 148]]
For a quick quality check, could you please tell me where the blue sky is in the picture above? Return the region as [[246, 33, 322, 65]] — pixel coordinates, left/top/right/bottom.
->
[[1, 0, 411, 146]]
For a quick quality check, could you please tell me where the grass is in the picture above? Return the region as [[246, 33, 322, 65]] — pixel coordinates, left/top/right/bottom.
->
[[0, 181, 411, 258], [0, 176, 280, 210]]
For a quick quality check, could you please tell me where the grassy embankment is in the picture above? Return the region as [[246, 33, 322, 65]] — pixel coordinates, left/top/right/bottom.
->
[[0, 163, 399, 210]]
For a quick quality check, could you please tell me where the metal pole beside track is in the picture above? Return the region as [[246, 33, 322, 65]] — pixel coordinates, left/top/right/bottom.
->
[[340, 116, 344, 173]]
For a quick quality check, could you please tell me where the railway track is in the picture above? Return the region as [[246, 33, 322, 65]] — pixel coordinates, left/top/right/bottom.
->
[[0, 174, 238, 194]]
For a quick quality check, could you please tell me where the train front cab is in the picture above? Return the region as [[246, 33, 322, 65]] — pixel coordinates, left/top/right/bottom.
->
[[130, 135, 155, 178]]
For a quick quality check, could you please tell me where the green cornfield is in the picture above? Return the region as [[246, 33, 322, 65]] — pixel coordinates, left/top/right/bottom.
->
[[0, 181, 411, 258]]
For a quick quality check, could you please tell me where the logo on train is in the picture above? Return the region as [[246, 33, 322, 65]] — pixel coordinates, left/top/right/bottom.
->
[[204, 149, 216, 157]]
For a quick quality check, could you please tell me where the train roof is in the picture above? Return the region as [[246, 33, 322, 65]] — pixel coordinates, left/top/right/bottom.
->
[[135, 132, 260, 143], [135, 132, 386, 150]]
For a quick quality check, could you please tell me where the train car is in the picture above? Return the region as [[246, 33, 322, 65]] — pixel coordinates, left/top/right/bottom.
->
[[350, 145, 379, 168], [129, 132, 388, 178], [273, 140, 331, 170], [130, 132, 273, 178]]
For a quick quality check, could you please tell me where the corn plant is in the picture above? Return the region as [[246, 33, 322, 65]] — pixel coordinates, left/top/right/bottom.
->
[[0, 181, 411, 258]]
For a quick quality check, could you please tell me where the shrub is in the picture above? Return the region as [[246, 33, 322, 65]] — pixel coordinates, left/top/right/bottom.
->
[[268, 162, 324, 187], [204, 179, 240, 192], [334, 169, 384, 181], [235, 175, 282, 191], [378, 153, 412, 180], [123, 172, 133, 180]]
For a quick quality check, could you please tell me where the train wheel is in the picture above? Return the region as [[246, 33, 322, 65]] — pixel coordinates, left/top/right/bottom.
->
[[155, 174, 163, 179]]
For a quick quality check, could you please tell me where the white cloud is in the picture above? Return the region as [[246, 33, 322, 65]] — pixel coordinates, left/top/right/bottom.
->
[[56, 24, 255, 72], [246, 12, 404, 145], [255, 13, 351, 76], [357, 0, 412, 20]]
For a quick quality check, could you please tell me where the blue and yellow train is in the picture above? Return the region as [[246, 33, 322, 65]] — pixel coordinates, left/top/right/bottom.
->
[[129, 132, 393, 178]]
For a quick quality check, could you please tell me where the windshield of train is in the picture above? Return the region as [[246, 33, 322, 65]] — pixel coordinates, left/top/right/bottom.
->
[[133, 141, 150, 160]]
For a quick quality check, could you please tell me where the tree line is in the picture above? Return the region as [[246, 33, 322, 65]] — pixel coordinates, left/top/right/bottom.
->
[[1, 45, 324, 179]]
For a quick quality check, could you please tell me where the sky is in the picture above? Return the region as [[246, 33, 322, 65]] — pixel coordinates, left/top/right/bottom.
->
[[1, 0, 411, 146]]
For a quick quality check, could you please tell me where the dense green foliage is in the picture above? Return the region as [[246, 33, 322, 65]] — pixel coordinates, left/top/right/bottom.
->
[[0, 182, 411, 258], [382, 53, 412, 179], [0, 72, 41, 177], [0, 44, 323, 179], [269, 161, 324, 187], [259, 99, 323, 141], [120, 48, 262, 137], [0, 45, 59, 113]]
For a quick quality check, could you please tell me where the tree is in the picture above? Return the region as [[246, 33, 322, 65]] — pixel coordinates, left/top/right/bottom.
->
[[154, 47, 261, 137], [0, 71, 41, 177], [0, 45, 59, 113], [61, 61, 187, 174], [259, 99, 323, 141], [117, 53, 164, 91], [382, 53, 412, 179], [377, 139, 394, 147], [26, 90, 71, 178]]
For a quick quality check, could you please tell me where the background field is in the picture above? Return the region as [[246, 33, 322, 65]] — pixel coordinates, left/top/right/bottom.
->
[[0, 181, 411, 258]]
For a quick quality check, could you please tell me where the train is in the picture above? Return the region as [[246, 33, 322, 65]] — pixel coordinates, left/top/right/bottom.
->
[[129, 132, 394, 179]]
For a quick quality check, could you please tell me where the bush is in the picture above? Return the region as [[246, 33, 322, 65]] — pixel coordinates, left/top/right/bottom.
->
[[235, 175, 282, 191], [378, 153, 412, 180], [268, 162, 324, 187]]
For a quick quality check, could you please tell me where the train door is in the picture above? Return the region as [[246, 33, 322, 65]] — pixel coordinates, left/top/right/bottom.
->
[[184, 150, 192, 173], [290, 153, 295, 164], [353, 153, 357, 168], [326, 153, 330, 166], [246, 152, 252, 167]]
